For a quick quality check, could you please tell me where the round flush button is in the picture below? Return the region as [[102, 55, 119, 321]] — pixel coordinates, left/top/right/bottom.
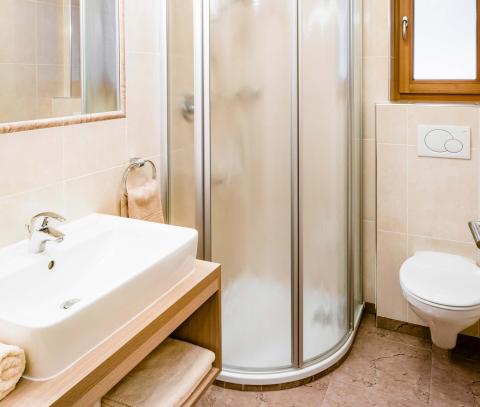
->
[[444, 139, 463, 153]]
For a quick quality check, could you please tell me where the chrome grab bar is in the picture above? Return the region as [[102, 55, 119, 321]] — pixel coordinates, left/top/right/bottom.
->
[[122, 158, 157, 197]]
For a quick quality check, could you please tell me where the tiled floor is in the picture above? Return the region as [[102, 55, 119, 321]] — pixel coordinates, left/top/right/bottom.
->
[[197, 314, 480, 406]]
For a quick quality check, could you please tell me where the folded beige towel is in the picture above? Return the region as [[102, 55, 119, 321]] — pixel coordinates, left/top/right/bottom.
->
[[102, 338, 215, 407], [121, 179, 164, 224], [0, 343, 26, 401]]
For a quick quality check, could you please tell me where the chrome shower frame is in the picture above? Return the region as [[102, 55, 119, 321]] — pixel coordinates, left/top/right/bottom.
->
[[161, 0, 364, 386]]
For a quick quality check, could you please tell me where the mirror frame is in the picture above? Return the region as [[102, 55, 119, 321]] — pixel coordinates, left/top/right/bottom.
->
[[0, 0, 126, 134]]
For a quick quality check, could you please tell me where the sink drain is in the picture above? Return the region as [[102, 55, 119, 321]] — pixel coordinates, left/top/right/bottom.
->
[[60, 298, 81, 310]]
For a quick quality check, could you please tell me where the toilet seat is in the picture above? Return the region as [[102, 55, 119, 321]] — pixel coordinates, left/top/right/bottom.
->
[[401, 283, 480, 311], [400, 251, 480, 309]]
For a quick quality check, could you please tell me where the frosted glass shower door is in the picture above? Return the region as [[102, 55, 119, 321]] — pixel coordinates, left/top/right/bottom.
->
[[209, 0, 294, 370], [301, 0, 351, 362]]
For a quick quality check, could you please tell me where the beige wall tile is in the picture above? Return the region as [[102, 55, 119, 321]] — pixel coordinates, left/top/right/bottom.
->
[[407, 105, 479, 148], [362, 140, 376, 222], [407, 235, 477, 261], [51, 97, 81, 117], [407, 147, 478, 242], [377, 143, 407, 233], [2, 63, 37, 97], [376, 104, 407, 145], [64, 167, 124, 221], [125, 52, 162, 158], [0, 64, 36, 123], [36, 99, 54, 121], [37, 65, 64, 99], [363, 220, 376, 304], [125, 0, 162, 53], [377, 231, 408, 321], [0, 0, 36, 64], [63, 119, 128, 179], [363, 57, 389, 140], [363, 0, 390, 58], [0, 127, 63, 197], [37, 65, 65, 119], [36, 2, 63, 65]]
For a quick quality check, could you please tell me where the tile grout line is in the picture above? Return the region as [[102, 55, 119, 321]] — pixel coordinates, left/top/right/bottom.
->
[[377, 229, 474, 246], [373, 334, 431, 353], [378, 142, 480, 150], [319, 378, 331, 407], [0, 147, 156, 203], [377, 229, 407, 236]]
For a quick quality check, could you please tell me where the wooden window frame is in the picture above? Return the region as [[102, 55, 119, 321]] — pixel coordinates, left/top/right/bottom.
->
[[392, 0, 480, 102]]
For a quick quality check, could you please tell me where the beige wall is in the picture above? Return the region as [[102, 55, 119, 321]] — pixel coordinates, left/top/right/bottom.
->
[[363, 0, 480, 336], [0, 0, 163, 248]]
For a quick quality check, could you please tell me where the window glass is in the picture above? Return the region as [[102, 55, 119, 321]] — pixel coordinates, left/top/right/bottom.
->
[[414, 0, 477, 80]]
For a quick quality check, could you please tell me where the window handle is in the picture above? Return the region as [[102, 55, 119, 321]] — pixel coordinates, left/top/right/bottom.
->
[[402, 16, 409, 40]]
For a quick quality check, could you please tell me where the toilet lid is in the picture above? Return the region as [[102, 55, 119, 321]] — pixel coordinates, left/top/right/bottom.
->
[[400, 251, 480, 308]]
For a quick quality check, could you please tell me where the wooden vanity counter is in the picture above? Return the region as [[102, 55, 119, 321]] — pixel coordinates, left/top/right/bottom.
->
[[1, 260, 221, 407]]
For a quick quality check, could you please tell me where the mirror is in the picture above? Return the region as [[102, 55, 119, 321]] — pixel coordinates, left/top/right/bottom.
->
[[0, 0, 123, 130]]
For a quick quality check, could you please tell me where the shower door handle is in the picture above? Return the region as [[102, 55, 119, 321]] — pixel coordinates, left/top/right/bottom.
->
[[181, 93, 195, 122]]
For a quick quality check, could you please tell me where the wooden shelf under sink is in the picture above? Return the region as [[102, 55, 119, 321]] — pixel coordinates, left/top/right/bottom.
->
[[1, 260, 222, 407]]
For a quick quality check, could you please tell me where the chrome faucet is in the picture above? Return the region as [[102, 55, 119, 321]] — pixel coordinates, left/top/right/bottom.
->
[[28, 212, 66, 253], [468, 221, 480, 249]]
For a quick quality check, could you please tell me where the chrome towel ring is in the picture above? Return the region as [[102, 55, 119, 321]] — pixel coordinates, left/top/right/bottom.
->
[[122, 157, 157, 197]]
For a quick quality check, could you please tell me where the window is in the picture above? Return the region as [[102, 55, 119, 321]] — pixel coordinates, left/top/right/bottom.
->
[[392, 0, 480, 101]]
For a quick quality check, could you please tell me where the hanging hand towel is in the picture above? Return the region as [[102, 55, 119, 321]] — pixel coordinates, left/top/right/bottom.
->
[[121, 179, 164, 224]]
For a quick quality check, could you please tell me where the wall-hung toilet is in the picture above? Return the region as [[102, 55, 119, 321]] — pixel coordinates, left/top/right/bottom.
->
[[400, 251, 480, 349]]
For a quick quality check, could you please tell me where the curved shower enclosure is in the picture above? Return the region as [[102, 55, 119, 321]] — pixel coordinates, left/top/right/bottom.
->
[[163, 0, 363, 385]]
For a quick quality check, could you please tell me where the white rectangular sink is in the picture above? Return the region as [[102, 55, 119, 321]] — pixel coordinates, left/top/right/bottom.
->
[[0, 214, 198, 381]]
